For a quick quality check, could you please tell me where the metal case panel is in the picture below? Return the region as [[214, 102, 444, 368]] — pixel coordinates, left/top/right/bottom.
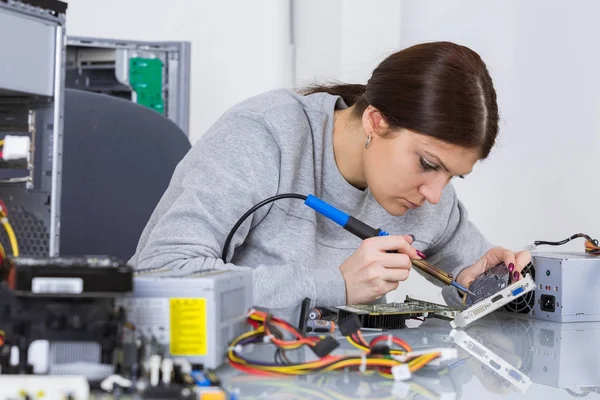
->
[[0, 2, 66, 257], [533, 253, 600, 322], [0, 8, 56, 96]]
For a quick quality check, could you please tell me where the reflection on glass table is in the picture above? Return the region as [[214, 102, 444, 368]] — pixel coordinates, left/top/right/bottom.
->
[[218, 309, 600, 399], [494, 314, 600, 397]]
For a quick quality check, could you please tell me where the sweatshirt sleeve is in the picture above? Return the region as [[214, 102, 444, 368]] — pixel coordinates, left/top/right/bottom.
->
[[421, 185, 494, 309], [131, 109, 345, 309]]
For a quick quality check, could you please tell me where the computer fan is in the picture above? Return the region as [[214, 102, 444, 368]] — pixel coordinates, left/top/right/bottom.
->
[[503, 262, 536, 314]]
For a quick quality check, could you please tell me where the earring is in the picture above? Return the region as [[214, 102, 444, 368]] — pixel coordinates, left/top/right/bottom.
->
[[364, 134, 372, 149]]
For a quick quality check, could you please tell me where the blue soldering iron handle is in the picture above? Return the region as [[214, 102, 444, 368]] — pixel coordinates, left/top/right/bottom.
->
[[304, 195, 382, 239]]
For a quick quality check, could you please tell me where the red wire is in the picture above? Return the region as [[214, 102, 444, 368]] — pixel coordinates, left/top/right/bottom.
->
[[370, 335, 412, 352], [0, 198, 7, 217], [229, 361, 283, 377]]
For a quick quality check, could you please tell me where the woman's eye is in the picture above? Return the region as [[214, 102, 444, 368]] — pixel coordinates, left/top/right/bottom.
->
[[419, 157, 439, 172]]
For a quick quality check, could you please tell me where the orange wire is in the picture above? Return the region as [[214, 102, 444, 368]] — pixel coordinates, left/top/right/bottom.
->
[[356, 330, 369, 346]]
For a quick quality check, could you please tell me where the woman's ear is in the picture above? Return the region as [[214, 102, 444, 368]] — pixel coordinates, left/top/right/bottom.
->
[[362, 105, 390, 137]]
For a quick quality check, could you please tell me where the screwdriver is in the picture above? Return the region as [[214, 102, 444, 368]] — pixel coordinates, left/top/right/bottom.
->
[[304, 194, 474, 296]]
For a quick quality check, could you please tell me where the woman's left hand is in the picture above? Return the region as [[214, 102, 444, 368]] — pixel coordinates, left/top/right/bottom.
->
[[455, 247, 532, 288]]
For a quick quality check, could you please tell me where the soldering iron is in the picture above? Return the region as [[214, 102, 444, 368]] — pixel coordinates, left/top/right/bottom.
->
[[221, 193, 474, 296], [303, 195, 473, 296]]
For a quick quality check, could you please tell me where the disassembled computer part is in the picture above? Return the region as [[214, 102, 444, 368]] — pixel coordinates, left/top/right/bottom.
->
[[502, 252, 600, 322], [117, 268, 253, 369], [464, 263, 512, 308], [0, 375, 89, 400], [335, 297, 458, 329], [66, 36, 190, 136], [450, 329, 532, 394], [451, 274, 535, 328], [0, 256, 132, 379]]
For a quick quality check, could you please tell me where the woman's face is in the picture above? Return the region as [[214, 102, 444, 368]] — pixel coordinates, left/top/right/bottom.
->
[[363, 126, 480, 216]]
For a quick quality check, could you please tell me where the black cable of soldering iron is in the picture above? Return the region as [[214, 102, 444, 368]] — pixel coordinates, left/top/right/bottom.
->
[[221, 193, 307, 263]]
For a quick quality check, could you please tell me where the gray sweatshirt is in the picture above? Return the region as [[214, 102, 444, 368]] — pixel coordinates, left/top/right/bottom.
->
[[130, 89, 493, 310]]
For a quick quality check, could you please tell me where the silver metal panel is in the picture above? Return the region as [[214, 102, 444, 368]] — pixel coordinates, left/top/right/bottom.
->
[[164, 41, 190, 135], [0, 2, 66, 257], [117, 269, 253, 369], [49, 25, 66, 256], [503, 252, 600, 322], [0, 8, 56, 96]]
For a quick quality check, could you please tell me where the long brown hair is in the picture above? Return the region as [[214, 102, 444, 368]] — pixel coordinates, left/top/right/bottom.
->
[[301, 41, 499, 159]]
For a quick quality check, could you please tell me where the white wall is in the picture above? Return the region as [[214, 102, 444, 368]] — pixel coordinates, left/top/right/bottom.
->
[[295, 0, 600, 304], [63, 0, 294, 144], [294, 0, 403, 86]]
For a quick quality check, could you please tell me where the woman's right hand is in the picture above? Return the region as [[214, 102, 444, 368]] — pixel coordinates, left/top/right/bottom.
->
[[339, 235, 420, 304]]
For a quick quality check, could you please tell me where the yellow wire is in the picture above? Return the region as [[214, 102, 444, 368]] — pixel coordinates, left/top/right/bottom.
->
[[322, 359, 398, 372], [408, 353, 440, 371], [0, 242, 5, 260], [230, 331, 399, 375], [230, 311, 443, 378], [0, 140, 4, 146], [1, 219, 18, 256], [347, 336, 369, 351], [377, 371, 394, 379]]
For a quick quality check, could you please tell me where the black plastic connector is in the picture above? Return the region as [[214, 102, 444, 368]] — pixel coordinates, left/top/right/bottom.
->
[[312, 336, 340, 358], [370, 343, 390, 355], [143, 386, 196, 399], [339, 314, 362, 336]]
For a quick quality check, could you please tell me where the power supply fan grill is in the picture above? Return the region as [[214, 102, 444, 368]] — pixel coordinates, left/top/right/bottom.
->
[[337, 308, 409, 330], [504, 262, 535, 314], [335, 301, 457, 330]]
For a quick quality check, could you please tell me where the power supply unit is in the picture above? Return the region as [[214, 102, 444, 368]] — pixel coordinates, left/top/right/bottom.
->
[[502, 252, 600, 322], [117, 268, 253, 369]]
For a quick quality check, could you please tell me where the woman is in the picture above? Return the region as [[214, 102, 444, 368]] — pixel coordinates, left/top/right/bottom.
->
[[130, 41, 531, 310]]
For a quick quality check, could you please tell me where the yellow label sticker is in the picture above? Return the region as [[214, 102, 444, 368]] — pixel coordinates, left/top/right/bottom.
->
[[169, 298, 207, 356]]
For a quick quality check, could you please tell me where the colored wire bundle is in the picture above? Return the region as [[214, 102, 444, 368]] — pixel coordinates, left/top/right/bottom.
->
[[227, 309, 445, 380], [0, 199, 18, 258], [534, 233, 599, 255]]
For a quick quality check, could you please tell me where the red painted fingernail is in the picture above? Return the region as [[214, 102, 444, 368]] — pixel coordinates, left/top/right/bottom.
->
[[513, 271, 519, 280], [508, 264, 514, 272], [416, 250, 426, 259]]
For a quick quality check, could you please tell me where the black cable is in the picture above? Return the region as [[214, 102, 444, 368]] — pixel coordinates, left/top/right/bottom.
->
[[534, 233, 598, 247], [564, 388, 590, 397], [221, 193, 307, 263], [265, 315, 288, 365]]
